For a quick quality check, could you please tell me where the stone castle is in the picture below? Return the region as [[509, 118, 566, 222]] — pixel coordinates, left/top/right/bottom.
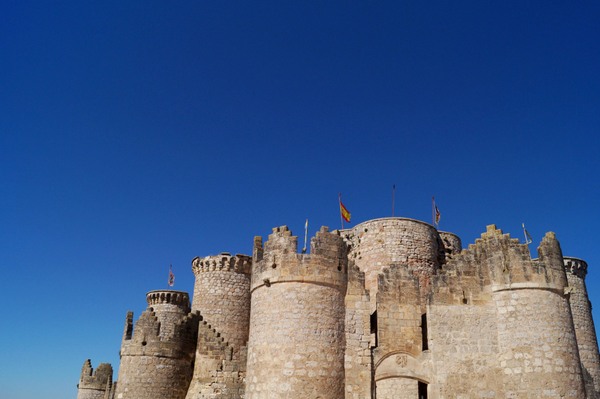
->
[[76, 217, 600, 399]]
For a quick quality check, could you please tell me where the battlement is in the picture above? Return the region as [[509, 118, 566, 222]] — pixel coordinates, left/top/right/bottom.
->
[[564, 257, 588, 279], [120, 305, 200, 359], [436, 226, 568, 303], [251, 225, 348, 291], [78, 359, 113, 390], [146, 290, 190, 312], [192, 253, 252, 275]]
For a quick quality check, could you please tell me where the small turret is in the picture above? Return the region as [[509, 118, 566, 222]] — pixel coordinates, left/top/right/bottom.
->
[[114, 290, 199, 399], [564, 257, 600, 397], [76, 360, 114, 399], [190, 253, 251, 349]]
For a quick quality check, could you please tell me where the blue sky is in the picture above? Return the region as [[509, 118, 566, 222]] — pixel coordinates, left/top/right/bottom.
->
[[1, 2, 599, 398]]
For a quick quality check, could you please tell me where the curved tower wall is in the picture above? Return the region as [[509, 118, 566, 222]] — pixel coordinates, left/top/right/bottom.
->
[[191, 253, 251, 349], [114, 290, 198, 399], [564, 257, 600, 396], [490, 230, 585, 397], [494, 288, 583, 396], [343, 217, 443, 309], [245, 226, 347, 399]]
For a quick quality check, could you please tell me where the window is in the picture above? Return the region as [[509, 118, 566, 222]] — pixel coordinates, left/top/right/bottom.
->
[[421, 313, 428, 351]]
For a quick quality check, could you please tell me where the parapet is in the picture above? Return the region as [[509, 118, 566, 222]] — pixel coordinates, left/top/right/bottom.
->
[[436, 225, 569, 303], [251, 225, 348, 291], [78, 359, 113, 391], [564, 257, 588, 279], [191, 253, 252, 275], [146, 290, 190, 313]]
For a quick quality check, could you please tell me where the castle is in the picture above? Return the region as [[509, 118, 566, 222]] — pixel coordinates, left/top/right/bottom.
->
[[76, 217, 600, 399]]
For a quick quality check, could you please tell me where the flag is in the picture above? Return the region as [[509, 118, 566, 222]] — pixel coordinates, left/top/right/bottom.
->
[[522, 223, 533, 244], [168, 265, 175, 287], [340, 201, 351, 223], [433, 196, 441, 227]]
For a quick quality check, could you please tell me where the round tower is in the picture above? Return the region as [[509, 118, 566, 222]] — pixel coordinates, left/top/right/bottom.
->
[[343, 217, 444, 310], [489, 230, 585, 397], [114, 290, 198, 399], [438, 231, 462, 256], [190, 253, 251, 350], [245, 226, 348, 399], [77, 360, 113, 399], [564, 257, 600, 396]]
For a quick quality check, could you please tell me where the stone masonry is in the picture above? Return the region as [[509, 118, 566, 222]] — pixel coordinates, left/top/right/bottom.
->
[[78, 216, 600, 399]]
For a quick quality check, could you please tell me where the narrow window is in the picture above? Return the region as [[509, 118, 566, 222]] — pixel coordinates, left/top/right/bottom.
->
[[418, 381, 428, 399], [421, 313, 428, 351], [370, 311, 378, 347]]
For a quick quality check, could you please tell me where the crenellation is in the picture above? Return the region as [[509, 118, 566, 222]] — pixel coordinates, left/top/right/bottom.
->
[[78, 216, 599, 399], [77, 360, 115, 399], [565, 257, 588, 278]]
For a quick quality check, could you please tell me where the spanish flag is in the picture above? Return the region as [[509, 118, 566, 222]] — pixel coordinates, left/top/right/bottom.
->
[[340, 201, 351, 223]]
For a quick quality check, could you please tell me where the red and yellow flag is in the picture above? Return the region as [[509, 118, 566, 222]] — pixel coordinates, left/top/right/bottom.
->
[[340, 201, 351, 223]]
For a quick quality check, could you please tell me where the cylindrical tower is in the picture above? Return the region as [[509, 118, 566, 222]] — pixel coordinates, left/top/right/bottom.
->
[[186, 254, 251, 399], [190, 253, 251, 350], [245, 226, 348, 399], [343, 217, 444, 310], [564, 257, 600, 397], [77, 360, 113, 399], [114, 290, 198, 399], [490, 231, 585, 397]]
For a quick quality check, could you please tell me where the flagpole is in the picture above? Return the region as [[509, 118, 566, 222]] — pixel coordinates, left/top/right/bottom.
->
[[339, 193, 344, 229], [432, 196, 435, 227], [302, 218, 308, 253], [392, 184, 396, 217]]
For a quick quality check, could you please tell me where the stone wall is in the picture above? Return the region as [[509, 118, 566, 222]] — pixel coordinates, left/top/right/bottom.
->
[[428, 304, 500, 398], [185, 314, 246, 399], [375, 377, 418, 399], [494, 288, 583, 397], [344, 262, 372, 399]]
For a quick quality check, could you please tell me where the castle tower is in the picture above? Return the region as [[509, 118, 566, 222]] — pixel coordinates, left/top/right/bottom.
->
[[245, 226, 348, 399], [190, 253, 252, 350], [486, 227, 585, 397], [186, 254, 251, 399], [77, 360, 114, 399], [343, 217, 444, 311], [114, 290, 198, 399], [564, 257, 600, 397]]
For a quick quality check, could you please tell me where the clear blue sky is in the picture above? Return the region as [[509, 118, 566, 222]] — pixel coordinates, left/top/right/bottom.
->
[[1, 2, 599, 398]]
